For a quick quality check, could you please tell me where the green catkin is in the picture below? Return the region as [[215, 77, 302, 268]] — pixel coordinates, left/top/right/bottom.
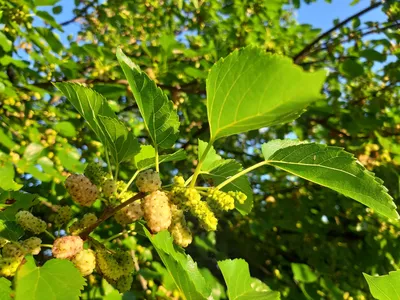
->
[[15, 210, 47, 234], [65, 174, 99, 206], [206, 188, 235, 211], [228, 191, 247, 204], [173, 176, 185, 187], [169, 204, 192, 247], [136, 169, 161, 193], [84, 162, 108, 186], [170, 187, 218, 231]]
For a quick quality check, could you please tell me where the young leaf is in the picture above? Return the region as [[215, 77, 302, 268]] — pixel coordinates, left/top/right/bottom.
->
[[198, 140, 253, 214], [0, 278, 12, 300], [133, 145, 186, 170], [98, 116, 140, 164], [206, 46, 326, 141], [116, 48, 180, 149], [55, 83, 139, 164], [291, 263, 318, 283], [364, 270, 400, 300], [15, 256, 86, 300], [218, 259, 280, 300], [0, 161, 22, 191], [140, 224, 211, 300], [261, 140, 399, 219]]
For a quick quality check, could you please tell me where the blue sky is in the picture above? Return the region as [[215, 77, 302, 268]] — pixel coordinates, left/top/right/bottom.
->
[[37, 0, 387, 46]]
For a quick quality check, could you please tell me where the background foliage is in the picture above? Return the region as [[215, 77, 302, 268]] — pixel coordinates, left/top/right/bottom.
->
[[0, 0, 399, 299]]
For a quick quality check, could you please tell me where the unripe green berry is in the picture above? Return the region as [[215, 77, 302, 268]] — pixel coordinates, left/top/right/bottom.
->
[[116, 274, 133, 293], [71, 249, 96, 276], [15, 210, 47, 234], [21, 237, 42, 255], [136, 169, 161, 193], [54, 205, 73, 226], [2, 242, 25, 259], [142, 191, 171, 233], [102, 179, 117, 197], [69, 213, 98, 235], [65, 174, 99, 206], [52, 236, 83, 259], [96, 249, 134, 281], [84, 162, 108, 186], [0, 256, 23, 277]]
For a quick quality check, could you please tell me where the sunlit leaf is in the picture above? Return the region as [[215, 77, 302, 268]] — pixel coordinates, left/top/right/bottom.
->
[[364, 270, 400, 300], [206, 46, 325, 141], [133, 145, 186, 170], [261, 139, 399, 219]]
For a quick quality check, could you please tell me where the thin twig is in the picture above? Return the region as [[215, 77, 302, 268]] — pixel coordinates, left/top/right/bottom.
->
[[131, 250, 148, 290], [60, 2, 95, 26], [79, 192, 146, 240], [293, 1, 384, 63]]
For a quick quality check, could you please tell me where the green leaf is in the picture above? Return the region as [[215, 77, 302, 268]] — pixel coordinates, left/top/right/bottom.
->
[[54, 121, 77, 138], [0, 161, 22, 191], [0, 127, 17, 149], [0, 278, 12, 300], [15, 256, 86, 300], [339, 59, 364, 78], [98, 116, 140, 164], [23, 143, 44, 162], [140, 224, 211, 300], [291, 263, 318, 283], [206, 46, 326, 141], [261, 139, 399, 219], [364, 270, 400, 300], [360, 49, 386, 62], [35, 27, 63, 53], [218, 259, 280, 300], [35, 11, 63, 31], [35, 0, 60, 5], [116, 48, 180, 149], [133, 145, 187, 170], [55, 83, 139, 165], [199, 140, 253, 214], [375, 131, 400, 155], [0, 32, 12, 52]]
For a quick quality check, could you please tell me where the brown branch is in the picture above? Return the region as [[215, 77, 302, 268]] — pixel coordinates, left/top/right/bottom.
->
[[293, 1, 384, 64], [60, 2, 95, 26], [79, 192, 145, 240]]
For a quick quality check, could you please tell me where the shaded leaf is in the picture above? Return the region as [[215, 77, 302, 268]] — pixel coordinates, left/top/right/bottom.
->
[[291, 263, 318, 283], [117, 48, 179, 149], [261, 140, 398, 219], [339, 59, 364, 78], [206, 46, 325, 141]]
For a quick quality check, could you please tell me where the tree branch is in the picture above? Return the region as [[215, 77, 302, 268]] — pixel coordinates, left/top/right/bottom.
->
[[60, 2, 95, 26], [79, 192, 145, 240], [293, 1, 384, 64]]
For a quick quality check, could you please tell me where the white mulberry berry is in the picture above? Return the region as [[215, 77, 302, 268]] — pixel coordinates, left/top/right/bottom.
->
[[114, 201, 143, 225], [52, 236, 83, 259], [102, 179, 117, 197], [65, 174, 99, 206], [71, 249, 96, 276], [21, 237, 42, 255], [15, 210, 47, 234], [136, 170, 161, 193], [142, 191, 171, 233]]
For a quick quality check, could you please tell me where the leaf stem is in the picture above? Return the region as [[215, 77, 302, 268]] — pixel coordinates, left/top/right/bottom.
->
[[79, 192, 146, 240], [155, 146, 160, 173], [104, 148, 113, 179], [217, 161, 267, 190], [41, 244, 53, 248], [44, 230, 56, 240], [114, 164, 119, 181], [189, 140, 214, 188], [105, 228, 135, 242], [122, 170, 140, 194]]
